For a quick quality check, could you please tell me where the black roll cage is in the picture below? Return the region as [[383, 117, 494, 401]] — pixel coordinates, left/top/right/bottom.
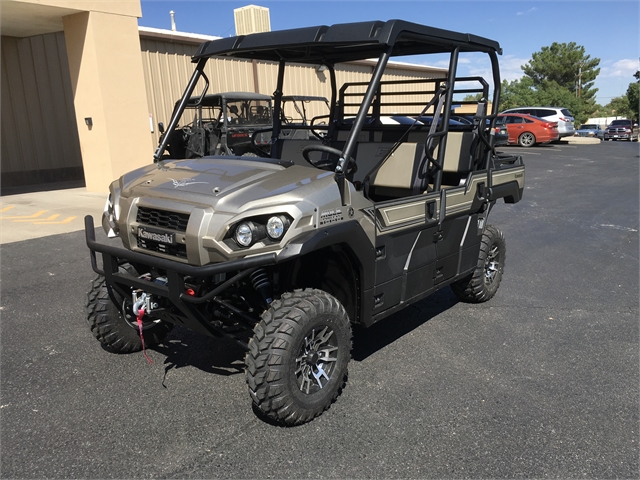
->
[[153, 20, 504, 203]]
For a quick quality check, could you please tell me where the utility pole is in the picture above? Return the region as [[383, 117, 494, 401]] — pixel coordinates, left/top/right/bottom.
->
[[577, 64, 582, 98]]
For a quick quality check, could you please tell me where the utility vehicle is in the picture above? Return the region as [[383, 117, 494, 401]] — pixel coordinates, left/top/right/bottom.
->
[[85, 20, 525, 425], [157, 92, 273, 159]]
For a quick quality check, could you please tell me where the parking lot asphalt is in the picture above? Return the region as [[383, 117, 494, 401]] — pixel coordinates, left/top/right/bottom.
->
[[1, 141, 638, 478]]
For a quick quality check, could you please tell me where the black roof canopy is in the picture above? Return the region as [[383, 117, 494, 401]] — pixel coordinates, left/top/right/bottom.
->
[[193, 19, 502, 64]]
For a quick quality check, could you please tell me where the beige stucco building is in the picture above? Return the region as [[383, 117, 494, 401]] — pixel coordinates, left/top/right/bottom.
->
[[1, 0, 446, 194]]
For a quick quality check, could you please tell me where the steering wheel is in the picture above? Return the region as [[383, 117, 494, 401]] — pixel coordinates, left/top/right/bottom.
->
[[301, 145, 357, 174]]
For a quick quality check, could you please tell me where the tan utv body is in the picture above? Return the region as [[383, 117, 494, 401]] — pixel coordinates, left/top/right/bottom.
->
[[85, 20, 525, 426]]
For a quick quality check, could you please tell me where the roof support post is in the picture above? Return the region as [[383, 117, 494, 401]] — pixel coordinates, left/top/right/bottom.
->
[[153, 58, 208, 162]]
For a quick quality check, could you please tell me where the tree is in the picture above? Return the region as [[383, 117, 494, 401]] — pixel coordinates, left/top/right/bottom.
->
[[605, 96, 633, 119], [522, 42, 600, 102], [497, 42, 601, 123], [499, 77, 539, 110], [499, 77, 596, 124]]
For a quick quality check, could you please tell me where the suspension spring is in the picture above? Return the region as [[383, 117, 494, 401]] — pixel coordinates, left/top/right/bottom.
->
[[250, 268, 273, 305]]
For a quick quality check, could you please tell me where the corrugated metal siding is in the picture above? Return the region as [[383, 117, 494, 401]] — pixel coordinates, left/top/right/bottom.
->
[[141, 39, 255, 141], [1, 32, 83, 191]]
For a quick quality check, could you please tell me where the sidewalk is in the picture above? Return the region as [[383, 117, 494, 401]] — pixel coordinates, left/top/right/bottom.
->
[[0, 188, 106, 244]]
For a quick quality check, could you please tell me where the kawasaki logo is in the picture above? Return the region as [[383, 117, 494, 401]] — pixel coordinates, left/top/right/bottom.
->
[[137, 227, 175, 245], [170, 178, 207, 188]]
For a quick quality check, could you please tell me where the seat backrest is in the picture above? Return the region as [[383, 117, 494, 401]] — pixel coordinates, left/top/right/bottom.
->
[[432, 131, 475, 174], [365, 142, 425, 198]]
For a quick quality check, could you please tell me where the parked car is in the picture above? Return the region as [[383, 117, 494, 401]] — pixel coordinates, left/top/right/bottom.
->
[[493, 123, 509, 146], [501, 107, 575, 138], [604, 119, 639, 142], [496, 113, 559, 147], [575, 124, 604, 140]]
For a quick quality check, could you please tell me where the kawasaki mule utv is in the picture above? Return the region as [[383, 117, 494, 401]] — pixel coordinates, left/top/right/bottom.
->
[[85, 20, 525, 425]]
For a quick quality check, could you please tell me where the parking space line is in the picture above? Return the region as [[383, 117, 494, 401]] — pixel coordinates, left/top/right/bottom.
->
[[0, 206, 16, 213], [33, 216, 77, 225], [14, 214, 61, 223], [0, 210, 48, 220]]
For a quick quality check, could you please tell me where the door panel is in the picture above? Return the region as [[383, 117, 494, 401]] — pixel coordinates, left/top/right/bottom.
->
[[372, 194, 440, 313]]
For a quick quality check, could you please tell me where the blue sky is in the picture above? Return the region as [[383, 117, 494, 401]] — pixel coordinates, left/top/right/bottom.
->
[[139, 0, 639, 105]]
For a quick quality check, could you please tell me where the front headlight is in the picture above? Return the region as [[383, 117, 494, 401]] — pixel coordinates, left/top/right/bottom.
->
[[235, 221, 257, 247], [266, 215, 290, 240], [228, 213, 293, 249]]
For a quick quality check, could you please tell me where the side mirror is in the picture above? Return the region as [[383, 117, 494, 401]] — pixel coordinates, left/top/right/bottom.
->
[[158, 122, 165, 134]]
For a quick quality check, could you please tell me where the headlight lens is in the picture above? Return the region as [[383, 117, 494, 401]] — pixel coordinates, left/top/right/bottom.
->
[[228, 214, 292, 249], [235, 222, 255, 247], [266, 215, 288, 240]]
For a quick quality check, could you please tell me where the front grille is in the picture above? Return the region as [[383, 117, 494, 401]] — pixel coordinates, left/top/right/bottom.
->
[[137, 237, 187, 259], [137, 207, 189, 232]]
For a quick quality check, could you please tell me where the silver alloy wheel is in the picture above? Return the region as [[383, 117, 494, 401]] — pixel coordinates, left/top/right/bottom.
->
[[484, 244, 500, 286], [518, 132, 535, 147], [295, 326, 339, 394]]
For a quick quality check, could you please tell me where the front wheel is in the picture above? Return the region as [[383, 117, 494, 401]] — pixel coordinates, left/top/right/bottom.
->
[[450, 225, 506, 303], [86, 273, 172, 353], [518, 131, 536, 147], [245, 289, 352, 426]]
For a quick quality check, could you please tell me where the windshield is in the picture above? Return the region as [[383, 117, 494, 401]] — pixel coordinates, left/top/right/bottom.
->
[[226, 99, 272, 126]]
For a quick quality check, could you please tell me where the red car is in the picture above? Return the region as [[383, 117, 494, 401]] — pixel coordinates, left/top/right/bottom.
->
[[496, 113, 559, 147]]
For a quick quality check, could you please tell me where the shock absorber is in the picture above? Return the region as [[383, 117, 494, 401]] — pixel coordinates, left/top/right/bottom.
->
[[250, 268, 273, 306]]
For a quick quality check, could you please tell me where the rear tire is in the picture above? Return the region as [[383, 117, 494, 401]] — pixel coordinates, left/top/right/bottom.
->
[[451, 225, 506, 303], [518, 132, 536, 147], [86, 273, 172, 353], [245, 289, 352, 426]]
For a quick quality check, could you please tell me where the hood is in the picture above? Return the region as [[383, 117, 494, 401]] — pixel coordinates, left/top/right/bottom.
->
[[120, 157, 334, 212]]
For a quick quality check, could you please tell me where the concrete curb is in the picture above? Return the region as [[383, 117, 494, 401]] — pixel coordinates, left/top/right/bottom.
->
[[562, 136, 602, 145]]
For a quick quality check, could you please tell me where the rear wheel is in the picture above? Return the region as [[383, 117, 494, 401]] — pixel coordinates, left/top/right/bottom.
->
[[451, 225, 506, 303], [518, 132, 536, 147], [245, 289, 352, 426]]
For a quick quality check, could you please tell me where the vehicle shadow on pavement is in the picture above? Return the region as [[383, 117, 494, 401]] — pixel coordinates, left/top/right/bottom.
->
[[147, 287, 459, 376], [152, 328, 246, 383], [352, 287, 459, 362]]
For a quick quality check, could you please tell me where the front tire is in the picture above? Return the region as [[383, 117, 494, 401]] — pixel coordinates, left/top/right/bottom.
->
[[245, 289, 352, 426], [86, 274, 172, 353], [450, 225, 506, 303]]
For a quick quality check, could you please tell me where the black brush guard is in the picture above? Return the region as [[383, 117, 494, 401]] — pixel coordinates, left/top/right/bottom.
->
[[85, 215, 277, 347]]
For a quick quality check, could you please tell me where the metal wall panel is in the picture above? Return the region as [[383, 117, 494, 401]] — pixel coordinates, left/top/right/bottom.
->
[[1, 32, 83, 192], [141, 39, 255, 139]]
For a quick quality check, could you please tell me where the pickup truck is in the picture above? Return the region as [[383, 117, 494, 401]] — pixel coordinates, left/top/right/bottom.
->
[[604, 119, 639, 141]]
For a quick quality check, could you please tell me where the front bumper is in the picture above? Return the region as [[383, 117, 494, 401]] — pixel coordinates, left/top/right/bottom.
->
[[85, 215, 277, 341]]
